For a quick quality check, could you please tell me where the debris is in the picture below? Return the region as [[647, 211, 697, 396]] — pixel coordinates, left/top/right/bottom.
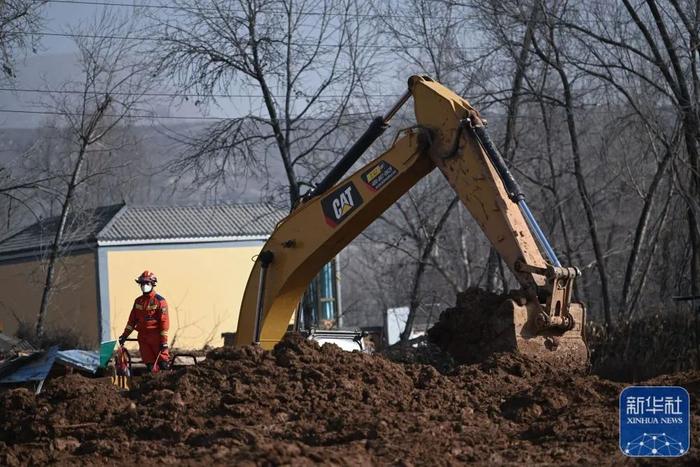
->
[[0, 332, 34, 359], [0, 346, 58, 394], [99, 340, 117, 368], [0, 335, 697, 463], [0, 340, 116, 394], [55, 350, 101, 374]]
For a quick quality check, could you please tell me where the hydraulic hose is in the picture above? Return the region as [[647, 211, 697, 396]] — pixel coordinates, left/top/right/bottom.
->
[[469, 120, 561, 267], [306, 90, 412, 199], [308, 116, 387, 198], [518, 200, 561, 267], [470, 124, 524, 203]]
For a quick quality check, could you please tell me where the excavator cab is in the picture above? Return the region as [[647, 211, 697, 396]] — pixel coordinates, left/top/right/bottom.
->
[[232, 76, 588, 367]]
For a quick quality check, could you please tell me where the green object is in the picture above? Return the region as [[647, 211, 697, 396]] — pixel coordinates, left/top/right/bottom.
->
[[99, 340, 117, 368]]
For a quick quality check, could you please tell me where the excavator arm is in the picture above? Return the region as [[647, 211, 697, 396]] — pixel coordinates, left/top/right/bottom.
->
[[234, 76, 586, 365]]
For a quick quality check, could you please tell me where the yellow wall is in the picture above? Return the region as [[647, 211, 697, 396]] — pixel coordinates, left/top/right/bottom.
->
[[0, 252, 99, 346], [106, 244, 261, 349]]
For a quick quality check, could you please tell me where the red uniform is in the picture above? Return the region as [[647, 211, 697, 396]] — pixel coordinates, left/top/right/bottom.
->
[[120, 291, 170, 365]]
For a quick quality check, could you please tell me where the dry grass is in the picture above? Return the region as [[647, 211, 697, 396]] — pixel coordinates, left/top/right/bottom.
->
[[14, 321, 88, 350], [588, 310, 700, 381]]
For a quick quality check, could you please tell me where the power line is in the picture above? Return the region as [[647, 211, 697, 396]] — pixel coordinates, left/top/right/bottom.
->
[[46, 0, 475, 21], [0, 87, 402, 99], [48, 0, 202, 10], [1, 84, 629, 99], [0, 107, 629, 123], [45, 0, 628, 25], [34, 31, 487, 51], [0, 107, 377, 120], [0, 108, 231, 120]]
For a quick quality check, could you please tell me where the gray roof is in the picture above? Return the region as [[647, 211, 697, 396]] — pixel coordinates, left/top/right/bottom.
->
[[0, 203, 286, 259], [97, 203, 285, 243], [0, 204, 123, 258]]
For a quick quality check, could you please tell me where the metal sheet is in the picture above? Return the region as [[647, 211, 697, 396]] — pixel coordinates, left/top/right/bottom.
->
[[0, 346, 58, 383], [56, 349, 101, 373]]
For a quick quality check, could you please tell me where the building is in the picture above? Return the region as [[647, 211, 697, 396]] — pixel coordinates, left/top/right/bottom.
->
[[0, 203, 285, 349]]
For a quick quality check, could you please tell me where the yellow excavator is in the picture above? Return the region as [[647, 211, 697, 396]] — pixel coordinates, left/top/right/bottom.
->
[[233, 76, 587, 365]]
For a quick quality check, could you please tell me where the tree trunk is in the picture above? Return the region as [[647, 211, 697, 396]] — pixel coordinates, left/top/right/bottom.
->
[[400, 196, 458, 344], [249, 25, 299, 207], [502, 1, 540, 162], [628, 182, 673, 316], [35, 96, 111, 340], [457, 203, 472, 288], [532, 26, 613, 326], [558, 69, 612, 327], [622, 142, 675, 314], [35, 142, 89, 339]]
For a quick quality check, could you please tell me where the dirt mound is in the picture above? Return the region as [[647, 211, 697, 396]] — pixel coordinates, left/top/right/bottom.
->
[[381, 338, 455, 373], [427, 287, 523, 364], [1, 333, 698, 465]]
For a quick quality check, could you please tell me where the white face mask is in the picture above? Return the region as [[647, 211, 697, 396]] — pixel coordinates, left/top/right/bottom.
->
[[141, 283, 153, 294]]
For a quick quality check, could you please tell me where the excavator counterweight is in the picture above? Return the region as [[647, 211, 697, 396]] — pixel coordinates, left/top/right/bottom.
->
[[233, 76, 588, 367]]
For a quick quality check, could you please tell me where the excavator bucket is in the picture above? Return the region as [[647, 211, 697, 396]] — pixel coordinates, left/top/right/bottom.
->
[[510, 300, 588, 367], [428, 289, 588, 367]]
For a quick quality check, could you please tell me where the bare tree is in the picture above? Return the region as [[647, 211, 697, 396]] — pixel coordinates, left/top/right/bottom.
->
[[372, 0, 473, 87], [342, 0, 700, 338], [352, 170, 460, 343], [522, 6, 613, 326], [399, 195, 458, 344], [533, 0, 700, 312], [35, 11, 154, 339], [0, 1, 47, 230], [149, 0, 378, 208], [0, 0, 45, 80]]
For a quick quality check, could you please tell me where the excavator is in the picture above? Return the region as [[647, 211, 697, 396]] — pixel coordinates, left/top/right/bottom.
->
[[233, 76, 587, 365]]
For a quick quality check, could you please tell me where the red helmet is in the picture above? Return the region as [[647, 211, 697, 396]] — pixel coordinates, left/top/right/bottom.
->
[[135, 270, 157, 285]]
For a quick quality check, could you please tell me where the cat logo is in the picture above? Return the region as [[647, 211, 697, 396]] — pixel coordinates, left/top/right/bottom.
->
[[321, 182, 363, 227]]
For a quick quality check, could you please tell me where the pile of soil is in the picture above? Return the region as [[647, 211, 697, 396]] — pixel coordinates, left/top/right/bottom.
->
[[427, 288, 523, 365], [1, 332, 698, 465]]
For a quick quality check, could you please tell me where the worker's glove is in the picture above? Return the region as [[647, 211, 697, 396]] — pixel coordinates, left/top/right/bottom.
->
[[118, 336, 126, 346], [160, 343, 169, 351]]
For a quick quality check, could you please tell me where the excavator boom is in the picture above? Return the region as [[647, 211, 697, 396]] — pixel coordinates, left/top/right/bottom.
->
[[234, 76, 587, 366], [234, 125, 434, 347]]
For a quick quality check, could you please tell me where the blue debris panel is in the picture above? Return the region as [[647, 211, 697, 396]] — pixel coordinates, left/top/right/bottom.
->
[[56, 349, 101, 374], [0, 346, 58, 384]]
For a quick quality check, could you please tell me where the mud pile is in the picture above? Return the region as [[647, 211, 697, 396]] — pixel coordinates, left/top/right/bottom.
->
[[428, 287, 520, 364], [1, 333, 699, 465]]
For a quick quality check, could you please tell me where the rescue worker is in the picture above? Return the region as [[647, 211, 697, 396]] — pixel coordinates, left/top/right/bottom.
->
[[118, 270, 170, 371]]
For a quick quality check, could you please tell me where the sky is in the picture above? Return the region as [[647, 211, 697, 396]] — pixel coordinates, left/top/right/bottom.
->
[[0, 1, 407, 129], [0, 1, 221, 127]]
